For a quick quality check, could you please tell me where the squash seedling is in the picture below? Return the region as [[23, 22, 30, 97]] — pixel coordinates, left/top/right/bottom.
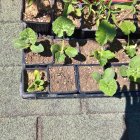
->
[[27, 70, 45, 92], [51, 16, 78, 63], [120, 55, 140, 83], [119, 20, 137, 58], [91, 20, 116, 66], [13, 28, 44, 53], [92, 68, 118, 96]]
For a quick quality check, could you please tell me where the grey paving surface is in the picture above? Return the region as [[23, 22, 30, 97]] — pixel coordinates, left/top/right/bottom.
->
[[0, 116, 37, 140], [0, 0, 140, 140], [40, 114, 125, 140]]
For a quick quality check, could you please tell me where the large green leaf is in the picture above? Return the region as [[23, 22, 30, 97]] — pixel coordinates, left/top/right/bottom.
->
[[99, 79, 117, 96], [13, 39, 30, 49], [95, 20, 116, 46], [30, 44, 44, 53], [65, 46, 78, 58], [52, 16, 76, 37], [20, 28, 37, 44], [119, 21, 136, 35], [129, 55, 140, 68]]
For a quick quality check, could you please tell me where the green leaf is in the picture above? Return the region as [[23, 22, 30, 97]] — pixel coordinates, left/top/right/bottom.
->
[[13, 39, 30, 49], [129, 55, 140, 68], [91, 72, 101, 83], [52, 16, 76, 37], [30, 44, 44, 53], [20, 28, 37, 44], [67, 4, 75, 14], [65, 46, 78, 58], [55, 52, 66, 62], [120, 65, 128, 77], [119, 21, 136, 35], [99, 79, 117, 96], [93, 50, 115, 66], [27, 83, 35, 92], [102, 68, 115, 80], [127, 67, 140, 82], [34, 70, 40, 80], [95, 20, 116, 46], [37, 85, 44, 91], [51, 44, 61, 54], [99, 57, 108, 66], [125, 44, 137, 58], [102, 50, 115, 59], [75, 8, 82, 17]]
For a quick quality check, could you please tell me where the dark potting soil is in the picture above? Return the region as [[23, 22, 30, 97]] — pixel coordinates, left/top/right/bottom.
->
[[25, 36, 53, 64], [78, 66, 103, 92], [24, 0, 52, 22], [24, 69, 48, 92], [81, 6, 97, 30], [49, 66, 77, 93], [79, 40, 106, 64]]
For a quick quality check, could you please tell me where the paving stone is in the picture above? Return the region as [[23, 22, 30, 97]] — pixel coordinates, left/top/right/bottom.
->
[[0, 116, 36, 140], [0, 0, 22, 21], [0, 66, 81, 117], [40, 114, 125, 140], [0, 23, 22, 66]]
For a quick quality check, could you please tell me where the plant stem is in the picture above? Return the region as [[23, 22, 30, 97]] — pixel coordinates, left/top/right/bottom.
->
[[127, 34, 130, 46], [61, 36, 65, 53]]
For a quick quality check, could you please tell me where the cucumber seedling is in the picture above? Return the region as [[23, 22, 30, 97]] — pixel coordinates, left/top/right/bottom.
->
[[51, 16, 78, 63], [92, 68, 118, 96], [13, 28, 44, 53]]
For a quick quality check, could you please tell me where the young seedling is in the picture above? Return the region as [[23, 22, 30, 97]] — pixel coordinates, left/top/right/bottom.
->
[[51, 16, 78, 63], [120, 55, 140, 83], [13, 28, 44, 53], [27, 70, 45, 92], [92, 68, 118, 96], [91, 20, 116, 66], [63, 0, 82, 17], [119, 20, 137, 58]]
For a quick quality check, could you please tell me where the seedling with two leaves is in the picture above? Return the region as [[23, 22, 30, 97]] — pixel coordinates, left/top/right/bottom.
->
[[119, 20, 137, 58], [120, 55, 140, 83], [13, 28, 44, 53], [27, 70, 45, 92], [51, 16, 78, 63], [91, 20, 116, 66], [92, 68, 118, 96]]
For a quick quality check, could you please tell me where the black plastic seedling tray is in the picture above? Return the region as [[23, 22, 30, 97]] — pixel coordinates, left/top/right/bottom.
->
[[20, 62, 140, 99]]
